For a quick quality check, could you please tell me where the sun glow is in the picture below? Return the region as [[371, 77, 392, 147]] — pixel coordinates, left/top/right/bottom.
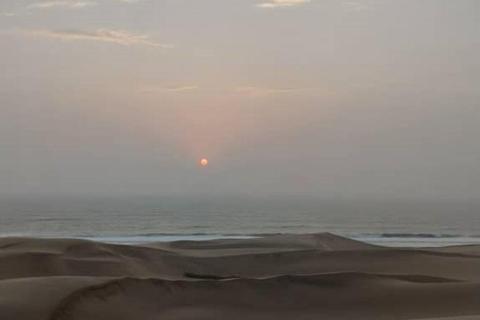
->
[[200, 158, 208, 166]]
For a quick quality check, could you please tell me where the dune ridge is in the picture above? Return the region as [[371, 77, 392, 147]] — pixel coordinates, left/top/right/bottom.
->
[[1, 233, 479, 319]]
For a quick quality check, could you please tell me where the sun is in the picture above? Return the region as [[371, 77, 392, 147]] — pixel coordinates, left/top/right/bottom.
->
[[200, 158, 208, 166]]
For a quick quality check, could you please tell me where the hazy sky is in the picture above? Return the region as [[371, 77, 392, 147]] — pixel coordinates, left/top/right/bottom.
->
[[1, 0, 479, 199]]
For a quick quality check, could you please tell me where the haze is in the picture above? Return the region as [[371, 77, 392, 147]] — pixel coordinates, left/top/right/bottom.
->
[[1, 0, 479, 200]]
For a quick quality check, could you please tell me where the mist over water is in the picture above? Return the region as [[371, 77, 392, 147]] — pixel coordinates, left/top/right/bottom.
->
[[2, 194, 479, 246]]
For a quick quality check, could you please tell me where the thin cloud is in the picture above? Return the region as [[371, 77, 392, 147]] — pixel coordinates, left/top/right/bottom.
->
[[342, 2, 368, 12], [233, 86, 333, 96], [140, 86, 198, 93], [22, 29, 172, 48], [28, 1, 97, 9], [111, 0, 144, 3], [255, 0, 310, 9]]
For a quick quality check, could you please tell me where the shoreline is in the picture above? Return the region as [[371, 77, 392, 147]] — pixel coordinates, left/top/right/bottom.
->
[[2, 232, 480, 247]]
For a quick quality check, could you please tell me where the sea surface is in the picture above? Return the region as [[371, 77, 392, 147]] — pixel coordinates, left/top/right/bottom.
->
[[1, 195, 480, 247]]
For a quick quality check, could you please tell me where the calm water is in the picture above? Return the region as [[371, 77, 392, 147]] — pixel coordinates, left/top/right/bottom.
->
[[1, 195, 480, 247]]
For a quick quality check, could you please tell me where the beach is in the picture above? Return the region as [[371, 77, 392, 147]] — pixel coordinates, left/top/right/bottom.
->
[[1, 233, 479, 320]]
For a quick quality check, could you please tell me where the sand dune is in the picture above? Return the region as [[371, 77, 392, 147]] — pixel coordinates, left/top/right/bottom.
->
[[0, 233, 479, 319]]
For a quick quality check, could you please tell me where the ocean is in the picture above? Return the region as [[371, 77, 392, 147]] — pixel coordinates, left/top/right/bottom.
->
[[1, 195, 479, 247]]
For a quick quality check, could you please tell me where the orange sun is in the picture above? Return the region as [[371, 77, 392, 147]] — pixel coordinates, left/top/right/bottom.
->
[[200, 158, 208, 166]]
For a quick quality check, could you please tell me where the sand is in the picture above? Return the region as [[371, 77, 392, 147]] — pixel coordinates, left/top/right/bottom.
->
[[0, 233, 479, 320]]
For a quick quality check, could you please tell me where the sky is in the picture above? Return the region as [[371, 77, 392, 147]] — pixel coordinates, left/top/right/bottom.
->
[[0, 0, 479, 199]]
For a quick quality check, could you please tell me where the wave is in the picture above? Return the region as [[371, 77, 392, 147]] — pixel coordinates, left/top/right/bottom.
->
[[3, 232, 480, 245], [379, 233, 460, 238], [74, 232, 480, 241], [356, 233, 480, 239], [92, 232, 480, 238]]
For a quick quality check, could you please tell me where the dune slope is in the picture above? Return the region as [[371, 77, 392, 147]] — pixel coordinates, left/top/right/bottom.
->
[[0, 233, 479, 320]]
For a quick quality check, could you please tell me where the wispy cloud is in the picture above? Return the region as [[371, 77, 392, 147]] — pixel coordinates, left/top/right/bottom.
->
[[28, 1, 97, 9], [2, 12, 15, 17], [111, 0, 144, 3], [233, 86, 333, 96], [342, 2, 368, 12], [22, 29, 172, 48], [140, 85, 198, 93], [255, 0, 310, 9]]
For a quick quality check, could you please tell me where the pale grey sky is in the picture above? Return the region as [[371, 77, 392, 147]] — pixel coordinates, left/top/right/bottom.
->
[[0, 0, 479, 199]]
